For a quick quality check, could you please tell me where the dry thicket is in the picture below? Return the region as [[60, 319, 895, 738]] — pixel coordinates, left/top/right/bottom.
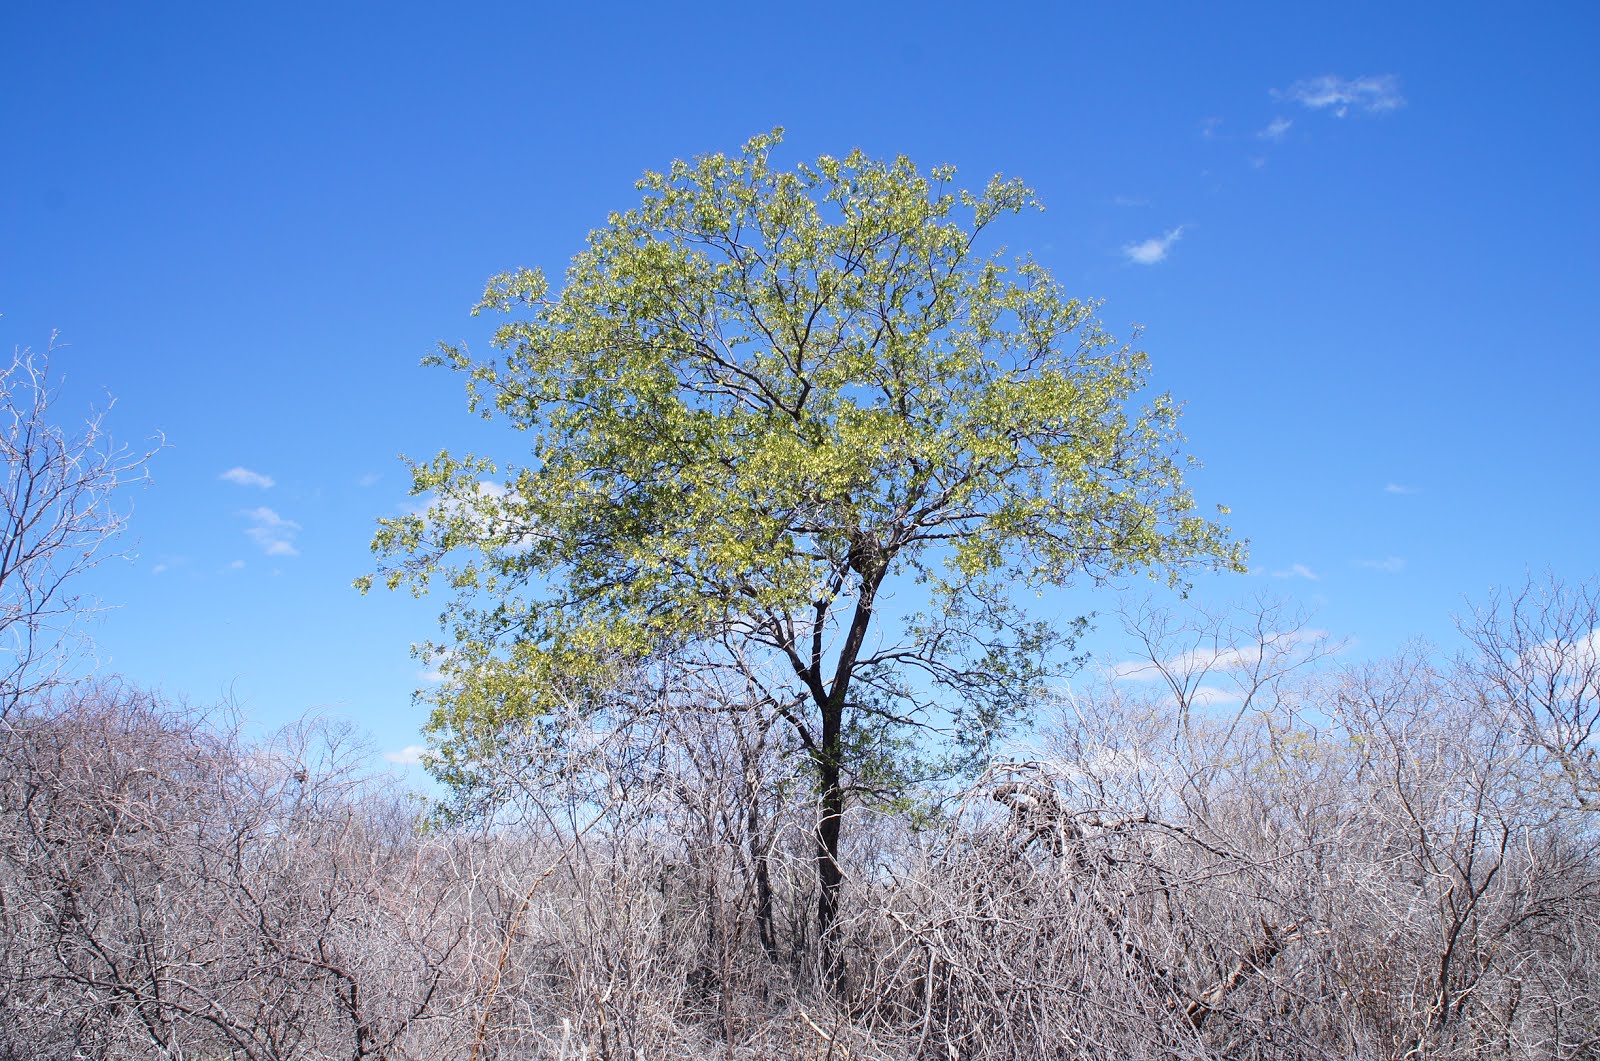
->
[[1, 588, 1596, 1060]]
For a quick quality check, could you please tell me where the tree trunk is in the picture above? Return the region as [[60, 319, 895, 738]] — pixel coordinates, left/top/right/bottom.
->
[[810, 547, 886, 993], [815, 697, 846, 991], [747, 790, 778, 963]]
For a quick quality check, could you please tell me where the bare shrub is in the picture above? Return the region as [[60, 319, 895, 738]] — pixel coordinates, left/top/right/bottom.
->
[[0, 685, 474, 1059], [1, 590, 1596, 1059]]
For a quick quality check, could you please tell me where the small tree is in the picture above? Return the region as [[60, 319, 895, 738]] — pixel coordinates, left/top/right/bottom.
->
[[0, 337, 154, 717], [1461, 575, 1600, 812], [365, 131, 1242, 979]]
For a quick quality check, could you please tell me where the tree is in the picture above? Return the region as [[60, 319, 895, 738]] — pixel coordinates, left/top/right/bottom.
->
[[0, 337, 155, 718], [1461, 574, 1600, 812], [364, 130, 1242, 980]]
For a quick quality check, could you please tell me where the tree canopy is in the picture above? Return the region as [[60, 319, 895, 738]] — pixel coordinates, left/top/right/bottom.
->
[[364, 129, 1243, 962]]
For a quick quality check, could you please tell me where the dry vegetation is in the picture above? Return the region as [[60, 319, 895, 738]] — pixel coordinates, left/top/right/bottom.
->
[[3, 340, 1596, 1058], [2, 588, 1596, 1060]]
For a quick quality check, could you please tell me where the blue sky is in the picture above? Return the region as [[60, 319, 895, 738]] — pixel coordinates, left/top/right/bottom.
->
[[3, 3, 1595, 767]]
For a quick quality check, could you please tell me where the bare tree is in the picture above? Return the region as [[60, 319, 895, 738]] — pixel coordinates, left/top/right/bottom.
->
[[0, 337, 156, 716], [1461, 574, 1600, 812]]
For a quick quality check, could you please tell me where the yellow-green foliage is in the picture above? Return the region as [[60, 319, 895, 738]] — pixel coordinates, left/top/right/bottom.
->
[[364, 130, 1243, 787]]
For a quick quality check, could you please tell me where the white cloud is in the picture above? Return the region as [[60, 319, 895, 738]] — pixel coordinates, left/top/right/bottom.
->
[[357, 472, 381, 488], [152, 562, 168, 576], [1186, 684, 1244, 707], [1107, 658, 1160, 681], [1516, 626, 1600, 726], [1259, 117, 1293, 141], [1359, 556, 1406, 573], [413, 643, 456, 685], [229, 559, 246, 570], [1272, 563, 1320, 581], [1109, 629, 1331, 684], [407, 479, 507, 519], [243, 507, 301, 557], [1385, 482, 1419, 495], [220, 466, 275, 489], [383, 745, 428, 766], [1123, 226, 1185, 265], [1280, 75, 1405, 117], [410, 480, 542, 550]]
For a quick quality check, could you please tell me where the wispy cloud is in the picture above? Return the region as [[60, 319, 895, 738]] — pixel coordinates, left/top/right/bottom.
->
[[1123, 226, 1185, 265], [408, 481, 543, 550], [357, 472, 381, 488], [244, 507, 301, 557], [1258, 117, 1293, 141], [1185, 684, 1244, 707], [220, 466, 275, 489], [1519, 627, 1600, 684], [1109, 628, 1331, 683], [1280, 75, 1405, 117], [1385, 482, 1420, 495], [407, 480, 508, 520], [1272, 563, 1320, 581], [413, 643, 455, 685], [1093, 679, 1244, 708], [1359, 556, 1407, 573], [383, 745, 428, 766]]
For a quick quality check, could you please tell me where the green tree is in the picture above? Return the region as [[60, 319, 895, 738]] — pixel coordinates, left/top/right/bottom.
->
[[364, 130, 1242, 979]]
